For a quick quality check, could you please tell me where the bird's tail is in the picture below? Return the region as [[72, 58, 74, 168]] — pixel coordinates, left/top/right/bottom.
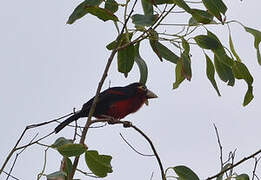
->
[[55, 112, 82, 133]]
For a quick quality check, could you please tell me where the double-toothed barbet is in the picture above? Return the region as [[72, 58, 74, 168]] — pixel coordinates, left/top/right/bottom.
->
[[55, 82, 158, 133]]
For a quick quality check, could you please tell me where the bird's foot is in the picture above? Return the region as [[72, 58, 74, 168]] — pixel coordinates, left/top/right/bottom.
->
[[107, 118, 120, 124]]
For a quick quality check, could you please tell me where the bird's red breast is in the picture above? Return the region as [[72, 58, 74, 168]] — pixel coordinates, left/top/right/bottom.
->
[[105, 93, 147, 119]]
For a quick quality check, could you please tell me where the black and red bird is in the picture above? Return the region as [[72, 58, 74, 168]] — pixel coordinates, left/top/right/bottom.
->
[[55, 82, 158, 133]]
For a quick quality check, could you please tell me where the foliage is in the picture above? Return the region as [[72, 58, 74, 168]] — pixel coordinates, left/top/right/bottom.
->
[[46, 0, 261, 178], [66, 0, 261, 107], [1, 0, 261, 179]]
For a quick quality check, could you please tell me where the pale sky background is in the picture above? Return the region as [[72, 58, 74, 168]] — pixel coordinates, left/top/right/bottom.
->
[[1, 0, 261, 179]]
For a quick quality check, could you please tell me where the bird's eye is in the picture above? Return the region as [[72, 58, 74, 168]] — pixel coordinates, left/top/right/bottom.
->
[[138, 85, 147, 91]]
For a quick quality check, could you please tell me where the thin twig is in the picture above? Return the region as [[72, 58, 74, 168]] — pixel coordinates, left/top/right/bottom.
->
[[76, 169, 99, 178], [6, 132, 39, 180], [37, 147, 49, 180], [0, 113, 72, 174], [206, 149, 261, 180], [2, 171, 20, 180], [252, 156, 261, 180], [213, 124, 224, 170], [6, 154, 18, 180], [131, 124, 165, 180], [150, 172, 154, 180], [89, 123, 107, 128], [119, 133, 154, 157], [16, 132, 54, 151]]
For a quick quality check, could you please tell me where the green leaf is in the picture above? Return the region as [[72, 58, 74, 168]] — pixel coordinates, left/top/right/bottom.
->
[[86, 7, 118, 22], [214, 55, 235, 86], [85, 150, 113, 178], [67, 1, 90, 24], [131, 14, 158, 27], [106, 40, 118, 50], [134, 43, 148, 85], [149, 30, 162, 61], [243, 85, 254, 106], [214, 0, 227, 14], [194, 35, 219, 50], [46, 171, 67, 179], [236, 174, 250, 180], [64, 157, 72, 179], [105, 0, 118, 13], [57, 144, 86, 157], [67, 0, 103, 24], [182, 38, 190, 54], [188, 17, 198, 26], [205, 54, 221, 96], [106, 33, 133, 50], [232, 61, 254, 106], [156, 42, 179, 64], [202, 0, 222, 22], [85, 0, 104, 6], [142, 0, 153, 15], [207, 31, 234, 67], [191, 9, 213, 24], [173, 60, 185, 89], [149, 30, 180, 64], [51, 137, 73, 149], [173, 0, 191, 13], [173, 165, 200, 180], [244, 26, 261, 65], [117, 34, 135, 77], [181, 52, 192, 81], [118, 44, 135, 77], [232, 61, 253, 85], [229, 33, 242, 62]]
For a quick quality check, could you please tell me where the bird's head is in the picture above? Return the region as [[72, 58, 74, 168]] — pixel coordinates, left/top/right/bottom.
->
[[128, 82, 158, 105]]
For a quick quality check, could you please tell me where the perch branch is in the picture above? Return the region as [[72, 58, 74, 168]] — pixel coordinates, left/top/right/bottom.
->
[[90, 119, 166, 180]]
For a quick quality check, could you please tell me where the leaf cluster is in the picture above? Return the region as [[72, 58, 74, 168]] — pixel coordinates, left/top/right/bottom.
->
[[46, 137, 113, 179], [66, 0, 261, 106]]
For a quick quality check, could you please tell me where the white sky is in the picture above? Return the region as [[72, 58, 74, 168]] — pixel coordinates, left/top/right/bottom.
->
[[1, 0, 261, 179]]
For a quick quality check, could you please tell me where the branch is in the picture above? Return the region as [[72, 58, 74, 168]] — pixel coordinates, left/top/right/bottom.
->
[[213, 124, 224, 169], [0, 113, 71, 175], [206, 149, 261, 180], [119, 133, 154, 157], [2, 171, 20, 180], [69, 0, 139, 178], [252, 156, 261, 180], [90, 119, 166, 180], [116, 5, 177, 52]]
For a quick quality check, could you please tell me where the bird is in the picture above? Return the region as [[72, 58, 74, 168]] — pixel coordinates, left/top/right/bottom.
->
[[55, 82, 158, 133]]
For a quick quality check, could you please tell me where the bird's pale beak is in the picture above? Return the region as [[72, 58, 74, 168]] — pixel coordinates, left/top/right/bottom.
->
[[145, 89, 158, 105]]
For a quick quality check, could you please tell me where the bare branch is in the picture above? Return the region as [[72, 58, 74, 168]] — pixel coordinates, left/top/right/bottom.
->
[[119, 133, 154, 157], [206, 149, 261, 180], [213, 124, 224, 169], [2, 171, 20, 180], [252, 156, 261, 180], [37, 147, 49, 180], [76, 169, 99, 178]]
